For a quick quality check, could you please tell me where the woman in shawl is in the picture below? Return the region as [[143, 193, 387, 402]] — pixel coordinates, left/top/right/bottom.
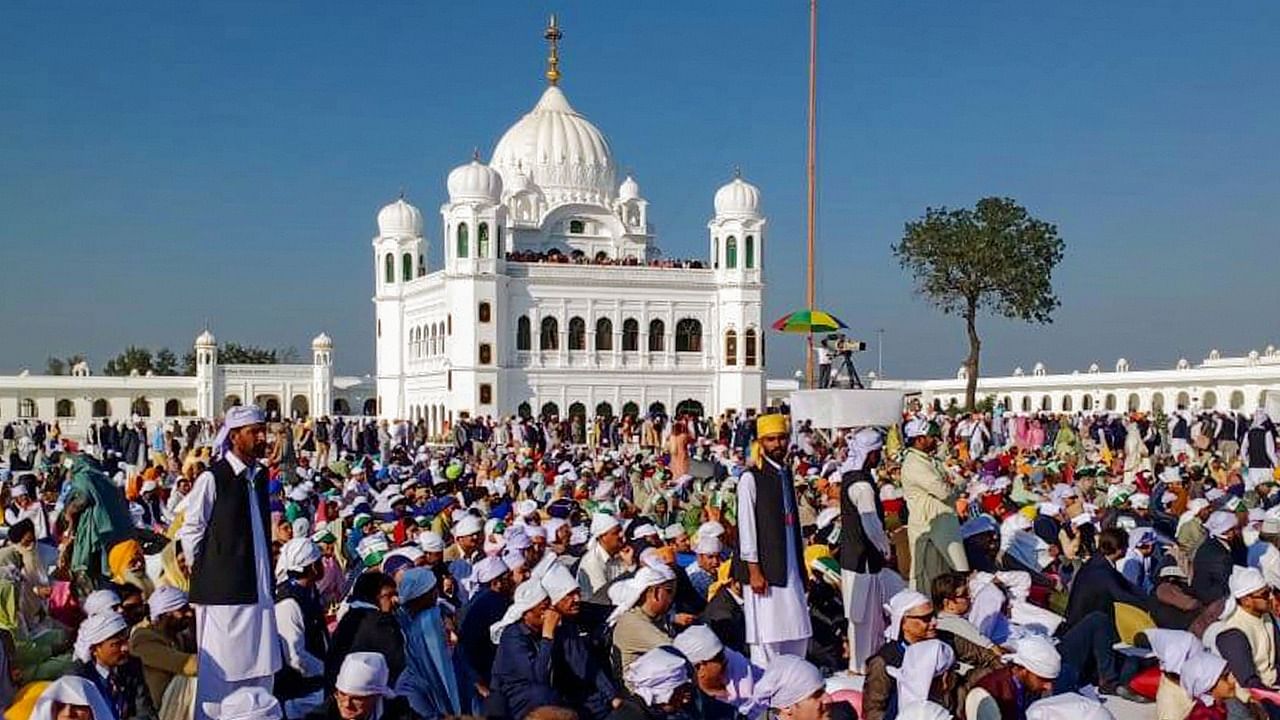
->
[[0, 520, 72, 683], [62, 455, 134, 592], [395, 568, 460, 718]]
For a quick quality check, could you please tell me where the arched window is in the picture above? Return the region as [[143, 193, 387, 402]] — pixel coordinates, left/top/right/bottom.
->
[[568, 317, 586, 350], [479, 343, 492, 364], [569, 219, 585, 234], [675, 318, 702, 352], [456, 222, 469, 258], [92, 398, 110, 417], [596, 402, 613, 418], [166, 398, 182, 417], [725, 330, 738, 365], [1082, 395, 1094, 411], [622, 319, 639, 352], [56, 399, 74, 418], [402, 252, 412, 281], [333, 398, 351, 415], [478, 222, 490, 258], [745, 235, 755, 269], [712, 237, 719, 269], [1040, 395, 1052, 411], [540, 317, 559, 351], [384, 253, 394, 283], [1062, 395, 1073, 412], [622, 401, 640, 418], [418, 254, 424, 277], [744, 328, 758, 366], [725, 236, 737, 269], [1021, 396, 1032, 412], [516, 316, 531, 351], [517, 402, 532, 419], [596, 318, 613, 351], [648, 319, 665, 352], [541, 401, 560, 419], [479, 384, 493, 404], [568, 402, 586, 419], [18, 398, 36, 418], [133, 397, 151, 417], [478, 302, 492, 323], [496, 226, 504, 258]]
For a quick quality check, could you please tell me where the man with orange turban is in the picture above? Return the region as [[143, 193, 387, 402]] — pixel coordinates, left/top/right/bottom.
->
[[733, 413, 811, 666]]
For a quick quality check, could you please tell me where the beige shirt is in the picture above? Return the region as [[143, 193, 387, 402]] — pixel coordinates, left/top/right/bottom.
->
[[612, 606, 671, 679]]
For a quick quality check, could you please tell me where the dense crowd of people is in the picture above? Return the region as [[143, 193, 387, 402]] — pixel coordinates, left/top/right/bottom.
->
[[503, 249, 707, 270], [0, 400, 1278, 720]]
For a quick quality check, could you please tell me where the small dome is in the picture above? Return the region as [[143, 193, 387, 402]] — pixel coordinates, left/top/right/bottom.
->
[[377, 197, 423, 237], [714, 176, 761, 217], [619, 175, 640, 201], [447, 159, 503, 204], [312, 332, 333, 350], [505, 165, 535, 196], [195, 329, 216, 347]]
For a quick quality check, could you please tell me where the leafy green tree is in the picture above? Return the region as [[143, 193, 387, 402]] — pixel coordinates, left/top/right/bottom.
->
[[103, 346, 154, 376], [153, 348, 179, 376], [893, 197, 1064, 410], [220, 342, 279, 365]]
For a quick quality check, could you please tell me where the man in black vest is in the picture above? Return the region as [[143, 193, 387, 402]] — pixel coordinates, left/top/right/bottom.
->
[[1242, 409, 1278, 492], [733, 412, 811, 666], [838, 427, 893, 674], [176, 404, 281, 720]]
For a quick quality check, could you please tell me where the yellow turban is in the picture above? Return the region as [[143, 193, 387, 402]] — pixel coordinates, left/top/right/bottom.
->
[[756, 413, 789, 438], [108, 539, 142, 582]]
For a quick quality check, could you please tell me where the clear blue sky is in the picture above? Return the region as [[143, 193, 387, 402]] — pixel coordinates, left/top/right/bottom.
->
[[2, 2, 1276, 379]]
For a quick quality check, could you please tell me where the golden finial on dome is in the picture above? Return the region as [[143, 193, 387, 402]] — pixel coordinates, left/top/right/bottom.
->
[[544, 14, 562, 86]]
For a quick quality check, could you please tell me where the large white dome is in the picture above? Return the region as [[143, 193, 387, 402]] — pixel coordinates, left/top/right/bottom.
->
[[377, 197, 423, 237], [447, 159, 503, 204], [714, 176, 762, 217], [491, 86, 616, 206]]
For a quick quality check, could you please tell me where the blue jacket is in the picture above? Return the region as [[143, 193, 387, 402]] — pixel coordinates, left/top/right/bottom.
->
[[489, 622, 558, 719]]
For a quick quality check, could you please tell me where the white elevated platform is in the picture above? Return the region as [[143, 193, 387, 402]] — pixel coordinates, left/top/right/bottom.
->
[[788, 388, 905, 428]]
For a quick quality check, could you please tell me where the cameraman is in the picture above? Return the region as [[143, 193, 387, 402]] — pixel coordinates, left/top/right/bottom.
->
[[817, 336, 834, 388]]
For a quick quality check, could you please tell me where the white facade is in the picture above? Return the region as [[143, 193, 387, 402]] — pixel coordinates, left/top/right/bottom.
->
[[0, 330, 376, 438], [372, 75, 767, 428], [876, 345, 1280, 414]]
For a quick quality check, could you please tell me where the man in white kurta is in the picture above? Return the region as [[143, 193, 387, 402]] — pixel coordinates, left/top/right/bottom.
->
[[176, 406, 281, 720], [839, 428, 904, 673], [737, 415, 811, 667], [901, 417, 968, 592]]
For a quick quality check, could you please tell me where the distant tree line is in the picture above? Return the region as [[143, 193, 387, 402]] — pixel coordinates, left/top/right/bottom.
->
[[45, 342, 300, 376]]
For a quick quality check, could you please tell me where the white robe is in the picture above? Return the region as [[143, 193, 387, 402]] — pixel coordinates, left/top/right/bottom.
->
[[177, 453, 282, 720], [737, 460, 812, 654], [840, 474, 903, 673]]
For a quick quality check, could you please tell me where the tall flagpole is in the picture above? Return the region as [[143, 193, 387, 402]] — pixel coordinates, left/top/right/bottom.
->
[[805, 0, 818, 388]]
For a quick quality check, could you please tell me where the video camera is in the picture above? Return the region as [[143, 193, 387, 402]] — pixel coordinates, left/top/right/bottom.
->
[[825, 334, 867, 354]]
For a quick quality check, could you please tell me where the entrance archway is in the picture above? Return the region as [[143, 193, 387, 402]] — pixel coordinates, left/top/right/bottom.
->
[[291, 394, 310, 419], [648, 401, 666, 417], [595, 402, 613, 419], [332, 398, 351, 415], [540, 402, 560, 420], [675, 399, 705, 418], [361, 398, 377, 416], [223, 394, 242, 411]]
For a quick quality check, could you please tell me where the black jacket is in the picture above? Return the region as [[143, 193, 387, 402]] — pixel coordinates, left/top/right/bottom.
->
[[1192, 537, 1235, 603], [1065, 554, 1150, 627], [70, 658, 157, 720], [326, 606, 406, 688]]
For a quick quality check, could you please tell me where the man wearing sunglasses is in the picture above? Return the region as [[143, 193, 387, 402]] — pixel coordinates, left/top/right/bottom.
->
[[862, 589, 999, 720]]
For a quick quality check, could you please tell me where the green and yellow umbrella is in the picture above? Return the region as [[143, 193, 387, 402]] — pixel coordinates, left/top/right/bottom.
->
[[771, 308, 848, 334]]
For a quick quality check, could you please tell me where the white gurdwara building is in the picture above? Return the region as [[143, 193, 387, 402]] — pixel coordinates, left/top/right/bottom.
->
[[372, 25, 766, 429]]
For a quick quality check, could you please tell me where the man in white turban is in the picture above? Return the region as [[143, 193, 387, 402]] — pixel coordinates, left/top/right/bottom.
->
[[753, 655, 829, 719], [273, 538, 327, 717], [610, 564, 678, 673], [1209, 565, 1278, 701], [674, 624, 763, 718], [838, 427, 902, 673], [176, 405, 281, 720], [29, 677, 115, 720], [130, 585, 197, 710], [576, 512, 625, 599], [622, 648, 694, 716], [900, 418, 968, 592], [1025, 692, 1115, 720], [965, 635, 1060, 720], [1191, 512, 1239, 603], [70, 612, 157, 720]]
